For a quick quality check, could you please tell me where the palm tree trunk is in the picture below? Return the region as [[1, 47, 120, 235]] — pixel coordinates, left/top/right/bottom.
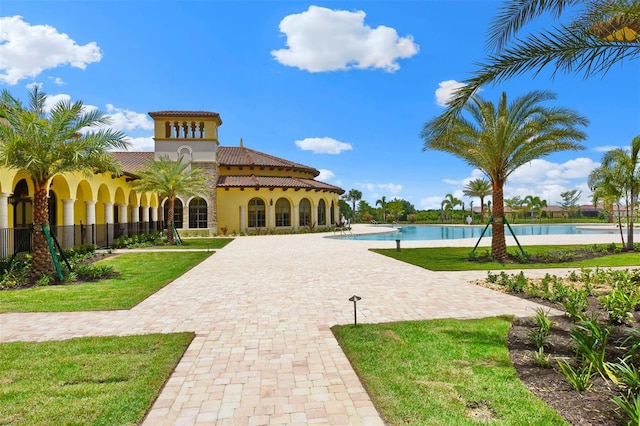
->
[[491, 180, 508, 261], [167, 197, 175, 245], [31, 181, 54, 278], [627, 191, 635, 250]]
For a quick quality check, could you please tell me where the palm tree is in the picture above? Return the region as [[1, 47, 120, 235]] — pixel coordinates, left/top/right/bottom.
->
[[376, 196, 387, 222], [445, 0, 639, 116], [589, 135, 640, 250], [0, 88, 129, 277], [463, 178, 493, 222], [523, 195, 548, 221], [131, 155, 208, 245], [441, 193, 462, 223], [344, 189, 362, 222], [422, 90, 588, 261]]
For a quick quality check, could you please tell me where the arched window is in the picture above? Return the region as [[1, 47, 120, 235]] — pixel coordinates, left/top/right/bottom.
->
[[189, 198, 208, 228], [12, 179, 32, 226], [248, 198, 266, 228], [318, 199, 326, 225], [275, 198, 290, 227], [164, 198, 184, 229], [299, 198, 311, 227], [48, 190, 57, 226]]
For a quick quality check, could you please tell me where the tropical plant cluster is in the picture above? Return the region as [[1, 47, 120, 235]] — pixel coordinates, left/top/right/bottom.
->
[[484, 267, 639, 424], [112, 231, 167, 248], [470, 242, 634, 264], [0, 244, 116, 289]]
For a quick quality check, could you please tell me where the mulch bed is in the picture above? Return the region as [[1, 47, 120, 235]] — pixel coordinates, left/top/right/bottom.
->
[[507, 296, 639, 425]]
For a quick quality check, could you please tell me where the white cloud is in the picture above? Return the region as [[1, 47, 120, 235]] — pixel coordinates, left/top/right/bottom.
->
[[509, 158, 599, 184], [435, 80, 466, 107], [594, 145, 626, 152], [105, 104, 154, 132], [52, 77, 65, 85], [317, 169, 335, 181], [295, 137, 352, 154], [0, 16, 102, 85], [419, 196, 444, 210], [362, 182, 402, 195], [271, 6, 419, 72], [124, 137, 154, 152]]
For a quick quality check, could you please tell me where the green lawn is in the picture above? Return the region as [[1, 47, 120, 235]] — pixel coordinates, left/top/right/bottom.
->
[[0, 251, 212, 313], [150, 237, 234, 250], [372, 244, 640, 271], [333, 317, 568, 426], [0, 333, 194, 425]]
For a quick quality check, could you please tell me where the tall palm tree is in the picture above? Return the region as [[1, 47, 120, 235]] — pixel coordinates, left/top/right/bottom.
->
[[445, 0, 639, 116], [589, 135, 640, 250], [344, 189, 362, 221], [131, 155, 208, 245], [523, 195, 548, 221], [376, 196, 387, 222], [422, 90, 588, 261], [463, 178, 493, 222], [0, 88, 129, 277], [441, 193, 462, 223]]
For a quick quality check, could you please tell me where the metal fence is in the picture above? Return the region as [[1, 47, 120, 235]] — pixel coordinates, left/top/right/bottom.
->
[[0, 221, 164, 258]]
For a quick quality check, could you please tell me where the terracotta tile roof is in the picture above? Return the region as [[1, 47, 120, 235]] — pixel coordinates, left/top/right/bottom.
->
[[110, 152, 154, 174], [148, 111, 221, 119], [218, 146, 319, 177], [218, 175, 344, 194]]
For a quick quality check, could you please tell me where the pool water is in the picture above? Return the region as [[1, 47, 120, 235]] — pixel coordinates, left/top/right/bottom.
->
[[348, 224, 617, 241]]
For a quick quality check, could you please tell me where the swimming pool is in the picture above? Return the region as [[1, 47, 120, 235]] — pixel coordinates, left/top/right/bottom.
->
[[347, 224, 618, 241]]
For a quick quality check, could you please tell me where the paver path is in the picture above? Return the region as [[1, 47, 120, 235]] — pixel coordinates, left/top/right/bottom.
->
[[0, 226, 616, 425]]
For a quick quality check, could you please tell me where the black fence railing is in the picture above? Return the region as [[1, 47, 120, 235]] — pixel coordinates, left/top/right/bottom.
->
[[0, 221, 164, 258]]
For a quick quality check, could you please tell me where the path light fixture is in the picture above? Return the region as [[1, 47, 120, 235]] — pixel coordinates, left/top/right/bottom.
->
[[349, 295, 361, 326]]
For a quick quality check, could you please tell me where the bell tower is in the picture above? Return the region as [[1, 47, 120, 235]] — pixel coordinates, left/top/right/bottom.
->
[[148, 111, 223, 235]]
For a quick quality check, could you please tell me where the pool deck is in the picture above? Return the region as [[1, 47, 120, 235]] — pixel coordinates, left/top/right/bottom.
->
[[0, 225, 632, 425]]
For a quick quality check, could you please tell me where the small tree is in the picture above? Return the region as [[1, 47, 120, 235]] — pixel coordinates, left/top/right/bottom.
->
[[131, 155, 207, 244], [463, 178, 492, 222], [559, 190, 582, 220]]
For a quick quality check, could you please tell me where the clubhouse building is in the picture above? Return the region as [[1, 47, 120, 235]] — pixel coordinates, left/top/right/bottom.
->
[[0, 111, 344, 256]]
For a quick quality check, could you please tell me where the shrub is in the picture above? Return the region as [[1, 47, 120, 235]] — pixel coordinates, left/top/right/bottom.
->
[[612, 393, 640, 426], [600, 289, 635, 325], [562, 287, 589, 321], [557, 360, 594, 391], [570, 319, 611, 375]]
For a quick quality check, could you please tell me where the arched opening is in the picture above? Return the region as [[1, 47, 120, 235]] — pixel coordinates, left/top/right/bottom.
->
[[275, 198, 290, 227], [164, 198, 184, 229], [248, 198, 266, 228], [11, 179, 32, 227], [189, 197, 208, 229], [330, 200, 336, 225], [299, 198, 311, 227]]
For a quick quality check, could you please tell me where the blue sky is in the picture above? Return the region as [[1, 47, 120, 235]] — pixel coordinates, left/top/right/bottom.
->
[[1, 1, 639, 210]]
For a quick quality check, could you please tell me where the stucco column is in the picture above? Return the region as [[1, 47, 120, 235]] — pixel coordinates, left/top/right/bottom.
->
[[0, 192, 10, 229], [312, 204, 318, 227], [62, 198, 75, 248], [119, 203, 128, 237], [141, 206, 149, 222], [0, 192, 9, 257], [85, 200, 96, 245], [239, 205, 246, 232], [269, 204, 275, 229], [293, 204, 299, 231], [151, 206, 159, 222], [130, 204, 139, 234], [104, 202, 114, 246]]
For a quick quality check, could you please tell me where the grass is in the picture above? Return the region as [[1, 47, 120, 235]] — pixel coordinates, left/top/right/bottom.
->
[[152, 237, 234, 250], [0, 332, 194, 425], [0, 251, 212, 313], [333, 317, 568, 426], [372, 244, 640, 271]]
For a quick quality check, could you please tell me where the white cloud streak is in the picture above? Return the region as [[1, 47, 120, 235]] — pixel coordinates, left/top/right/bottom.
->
[[435, 80, 466, 107], [272, 6, 418, 73], [0, 16, 102, 85], [295, 137, 352, 154]]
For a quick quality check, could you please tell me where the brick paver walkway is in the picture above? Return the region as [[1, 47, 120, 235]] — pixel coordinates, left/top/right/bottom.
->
[[0, 225, 619, 425]]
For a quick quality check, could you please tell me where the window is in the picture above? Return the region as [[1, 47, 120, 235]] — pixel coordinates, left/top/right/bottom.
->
[[318, 199, 326, 225], [189, 198, 208, 228], [248, 198, 266, 228], [299, 198, 311, 227], [275, 198, 290, 227], [330, 201, 335, 224], [164, 198, 183, 228]]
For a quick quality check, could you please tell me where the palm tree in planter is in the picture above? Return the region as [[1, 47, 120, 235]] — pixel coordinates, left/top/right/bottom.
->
[[131, 155, 208, 245], [422, 90, 588, 261], [0, 88, 129, 278], [463, 178, 492, 222]]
